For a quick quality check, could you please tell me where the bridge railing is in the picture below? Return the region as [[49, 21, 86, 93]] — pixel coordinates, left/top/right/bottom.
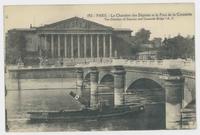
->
[[8, 58, 195, 71], [75, 58, 195, 71], [114, 59, 194, 70]]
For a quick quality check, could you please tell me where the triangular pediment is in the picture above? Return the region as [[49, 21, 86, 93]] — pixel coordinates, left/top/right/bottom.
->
[[38, 17, 113, 31]]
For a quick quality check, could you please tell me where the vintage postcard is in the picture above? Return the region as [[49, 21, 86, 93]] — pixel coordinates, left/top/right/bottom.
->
[[4, 3, 196, 132]]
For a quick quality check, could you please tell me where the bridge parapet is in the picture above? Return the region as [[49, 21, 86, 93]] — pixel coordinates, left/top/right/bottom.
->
[[74, 58, 195, 71], [9, 58, 194, 72]]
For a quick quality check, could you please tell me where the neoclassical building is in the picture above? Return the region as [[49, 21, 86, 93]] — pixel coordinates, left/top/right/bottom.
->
[[7, 17, 134, 65]]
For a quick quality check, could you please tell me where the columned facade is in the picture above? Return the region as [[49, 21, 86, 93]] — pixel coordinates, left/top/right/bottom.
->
[[9, 17, 134, 65], [38, 33, 113, 59]]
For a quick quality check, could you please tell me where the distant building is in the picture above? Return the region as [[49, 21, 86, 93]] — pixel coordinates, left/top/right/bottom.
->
[[151, 37, 162, 48], [140, 43, 154, 49], [137, 50, 158, 60]]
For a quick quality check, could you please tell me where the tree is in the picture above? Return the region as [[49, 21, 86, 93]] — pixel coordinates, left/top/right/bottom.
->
[[158, 35, 195, 59], [5, 31, 27, 64], [130, 28, 151, 53], [134, 28, 151, 46]]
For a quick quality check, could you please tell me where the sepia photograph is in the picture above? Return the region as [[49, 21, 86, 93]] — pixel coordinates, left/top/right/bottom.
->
[[3, 3, 196, 132]]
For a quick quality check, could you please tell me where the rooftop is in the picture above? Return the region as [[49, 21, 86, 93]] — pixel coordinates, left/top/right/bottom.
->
[[8, 28, 36, 32], [114, 28, 132, 32]]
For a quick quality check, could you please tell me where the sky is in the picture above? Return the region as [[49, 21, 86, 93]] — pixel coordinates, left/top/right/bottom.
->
[[4, 3, 195, 39]]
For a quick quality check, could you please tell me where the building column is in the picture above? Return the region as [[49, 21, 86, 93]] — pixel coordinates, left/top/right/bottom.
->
[[39, 35, 42, 57], [97, 34, 99, 58], [64, 34, 67, 58], [103, 35, 106, 57], [51, 34, 54, 58], [44, 34, 47, 50], [77, 35, 80, 58], [71, 34, 74, 58], [57, 34, 60, 57], [109, 34, 112, 58], [44, 35, 47, 57], [84, 35, 87, 58], [164, 77, 184, 129], [112, 66, 125, 106], [90, 68, 98, 109], [90, 35, 93, 58], [76, 68, 83, 96]]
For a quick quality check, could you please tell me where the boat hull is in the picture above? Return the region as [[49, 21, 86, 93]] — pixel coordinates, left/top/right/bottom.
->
[[27, 104, 144, 122]]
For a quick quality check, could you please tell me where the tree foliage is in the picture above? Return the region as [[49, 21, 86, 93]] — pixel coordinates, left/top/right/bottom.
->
[[158, 35, 195, 59], [134, 28, 151, 45], [130, 29, 195, 60], [130, 28, 151, 54], [6, 31, 27, 64]]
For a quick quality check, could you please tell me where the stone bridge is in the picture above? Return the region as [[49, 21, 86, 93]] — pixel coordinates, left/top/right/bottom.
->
[[73, 60, 195, 129], [8, 59, 195, 129]]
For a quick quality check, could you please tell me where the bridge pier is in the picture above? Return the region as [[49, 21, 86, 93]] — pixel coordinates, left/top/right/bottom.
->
[[76, 68, 83, 96], [164, 77, 185, 129], [112, 66, 126, 106], [90, 68, 98, 109]]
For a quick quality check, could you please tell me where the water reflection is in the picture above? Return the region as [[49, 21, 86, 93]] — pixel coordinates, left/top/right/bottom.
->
[[7, 92, 165, 131], [6, 79, 165, 131]]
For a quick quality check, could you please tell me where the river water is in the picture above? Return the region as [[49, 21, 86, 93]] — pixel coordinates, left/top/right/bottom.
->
[[6, 78, 165, 131]]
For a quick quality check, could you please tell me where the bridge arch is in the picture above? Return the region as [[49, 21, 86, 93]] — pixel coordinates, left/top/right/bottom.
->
[[125, 78, 166, 129], [126, 78, 164, 92], [125, 76, 164, 92], [99, 73, 114, 84], [84, 72, 90, 82], [98, 73, 114, 107], [125, 78, 165, 103], [83, 71, 91, 80]]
